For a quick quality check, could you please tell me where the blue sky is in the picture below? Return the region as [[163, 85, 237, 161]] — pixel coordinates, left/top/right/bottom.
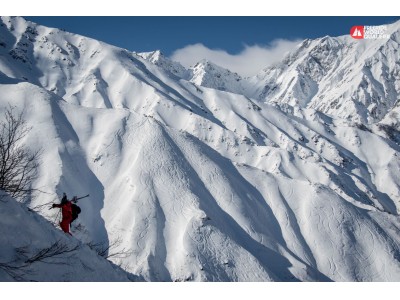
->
[[25, 16, 399, 76], [25, 17, 398, 55]]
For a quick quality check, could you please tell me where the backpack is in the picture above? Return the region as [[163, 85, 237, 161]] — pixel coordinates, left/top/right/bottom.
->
[[71, 203, 81, 223]]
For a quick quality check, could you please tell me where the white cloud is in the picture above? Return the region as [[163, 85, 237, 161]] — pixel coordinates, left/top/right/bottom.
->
[[170, 39, 303, 77]]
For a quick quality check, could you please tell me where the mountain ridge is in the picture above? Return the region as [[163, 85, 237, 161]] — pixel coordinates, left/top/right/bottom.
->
[[1, 16, 400, 281], [138, 21, 400, 125]]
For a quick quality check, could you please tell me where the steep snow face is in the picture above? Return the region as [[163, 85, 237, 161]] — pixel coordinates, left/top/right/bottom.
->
[[249, 21, 400, 124], [138, 22, 400, 125], [137, 50, 189, 79], [138, 53, 246, 95], [188, 60, 245, 94], [1, 16, 400, 282], [0, 194, 131, 281]]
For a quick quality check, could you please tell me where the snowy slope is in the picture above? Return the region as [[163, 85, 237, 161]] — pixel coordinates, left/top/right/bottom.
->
[[188, 59, 245, 94], [138, 52, 246, 95], [1, 16, 400, 282], [138, 22, 400, 125], [0, 193, 132, 281], [137, 50, 189, 79], [247, 21, 400, 124]]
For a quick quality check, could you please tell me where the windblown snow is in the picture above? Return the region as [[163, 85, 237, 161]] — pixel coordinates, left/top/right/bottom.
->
[[1, 16, 400, 282]]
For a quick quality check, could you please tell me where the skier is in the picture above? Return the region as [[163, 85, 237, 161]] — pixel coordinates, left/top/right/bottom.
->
[[51, 193, 76, 235]]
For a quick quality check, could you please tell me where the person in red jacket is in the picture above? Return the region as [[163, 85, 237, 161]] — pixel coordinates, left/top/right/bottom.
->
[[52, 193, 75, 235]]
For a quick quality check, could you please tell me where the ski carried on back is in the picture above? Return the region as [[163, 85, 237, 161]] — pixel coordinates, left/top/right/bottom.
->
[[74, 194, 90, 202], [49, 193, 90, 234]]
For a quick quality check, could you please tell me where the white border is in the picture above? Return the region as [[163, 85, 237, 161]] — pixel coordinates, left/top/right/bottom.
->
[[2, 282, 400, 300], [1, 0, 398, 16]]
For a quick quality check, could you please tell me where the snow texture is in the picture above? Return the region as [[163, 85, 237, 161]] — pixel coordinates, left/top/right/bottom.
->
[[0, 16, 400, 282], [0, 193, 132, 281]]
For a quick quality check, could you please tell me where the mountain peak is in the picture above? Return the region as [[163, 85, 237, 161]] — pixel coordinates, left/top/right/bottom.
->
[[193, 59, 230, 72], [249, 20, 400, 124], [138, 50, 164, 62], [137, 50, 189, 78], [189, 59, 243, 93]]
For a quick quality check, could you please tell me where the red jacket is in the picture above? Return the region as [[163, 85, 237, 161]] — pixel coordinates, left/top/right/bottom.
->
[[54, 201, 73, 220]]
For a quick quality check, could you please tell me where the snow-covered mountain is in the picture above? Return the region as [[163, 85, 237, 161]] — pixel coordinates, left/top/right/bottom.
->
[[246, 25, 400, 124], [140, 24, 400, 125], [163, 23, 400, 125], [188, 59, 245, 94], [0, 193, 134, 281], [1, 16, 400, 282], [138, 52, 246, 94], [137, 50, 189, 79]]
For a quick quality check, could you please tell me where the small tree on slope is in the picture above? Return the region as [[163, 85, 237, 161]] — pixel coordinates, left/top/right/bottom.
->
[[0, 106, 40, 200]]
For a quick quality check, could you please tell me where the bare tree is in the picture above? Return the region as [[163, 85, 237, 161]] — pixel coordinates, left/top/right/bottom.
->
[[87, 236, 132, 259], [0, 240, 80, 281], [23, 240, 80, 264], [0, 106, 41, 200]]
